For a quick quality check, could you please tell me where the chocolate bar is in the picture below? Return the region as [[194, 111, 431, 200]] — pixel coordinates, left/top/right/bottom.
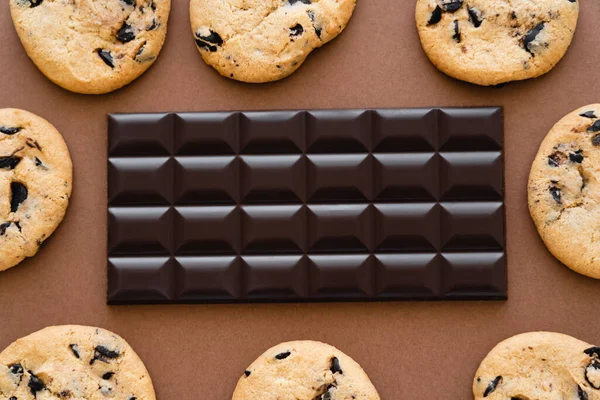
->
[[107, 108, 506, 304]]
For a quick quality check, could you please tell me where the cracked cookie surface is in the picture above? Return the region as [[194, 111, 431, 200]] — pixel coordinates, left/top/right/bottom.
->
[[474, 332, 600, 400], [0, 325, 155, 400], [189, 0, 356, 83], [529, 104, 600, 279], [10, 0, 171, 94], [0, 109, 72, 272], [232, 340, 380, 400], [415, 0, 579, 86]]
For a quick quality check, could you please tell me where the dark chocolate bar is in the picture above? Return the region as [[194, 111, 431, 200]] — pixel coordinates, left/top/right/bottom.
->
[[107, 108, 506, 304]]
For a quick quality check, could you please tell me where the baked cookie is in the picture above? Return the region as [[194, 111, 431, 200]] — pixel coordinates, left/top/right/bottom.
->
[[189, 0, 356, 83], [10, 0, 171, 94], [473, 332, 600, 400], [415, 0, 579, 86], [528, 104, 600, 279], [232, 340, 380, 400], [0, 325, 155, 400], [0, 109, 72, 272]]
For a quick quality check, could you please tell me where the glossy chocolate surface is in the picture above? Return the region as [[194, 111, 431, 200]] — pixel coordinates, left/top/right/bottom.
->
[[107, 108, 506, 303]]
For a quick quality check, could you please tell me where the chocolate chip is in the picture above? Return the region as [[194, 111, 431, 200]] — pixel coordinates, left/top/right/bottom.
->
[[147, 19, 158, 31], [34, 157, 46, 169], [548, 151, 565, 167], [27, 0, 43, 7], [69, 344, 80, 358], [441, 0, 463, 12], [587, 120, 600, 133], [9, 363, 23, 376], [523, 23, 545, 55], [468, 7, 483, 27], [289, 0, 311, 4], [579, 386, 589, 400], [275, 351, 291, 360], [244, 370, 251, 377], [585, 347, 600, 357], [511, 11, 517, 19], [195, 30, 223, 52], [102, 372, 115, 380], [0, 222, 12, 236], [90, 346, 120, 364], [11, 182, 27, 213], [330, 357, 343, 374], [122, 0, 135, 5], [452, 20, 461, 42], [581, 111, 597, 119], [129, 397, 137, 400], [549, 185, 561, 204], [307, 11, 322, 38], [290, 24, 304, 36], [0, 157, 21, 170], [14, 221, 21, 232], [0, 127, 22, 135], [569, 150, 584, 163], [585, 361, 600, 389], [97, 50, 114, 68], [117, 23, 136, 43], [9, 397, 17, 400], [483, 376, 502, 397], [28, 371, 46, 395], [427, 6, 443, 25]]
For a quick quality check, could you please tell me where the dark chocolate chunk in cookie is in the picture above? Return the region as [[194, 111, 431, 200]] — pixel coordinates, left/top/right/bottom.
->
[[97, 50, 115, 68], [523, 23, 545, 55], [468, 7, 483, 27], [102, 372, 115, 380], [569, 150, 584, 163], [28, 371, 46, 395], [587, 120, 600, 133], [121, 0, 135, 6], [10, 182, 27, 213], [441, 0, 463, 12], [0, 127, 22, 135], [580, 111, 597, 119], [427, 5, 443, 25], [195, 30, 223, 52], [452, 20, 461, 42], [585, 361, 600, 389], [0, 222, 11, 236], [0, 157, 21, 170], [330, 357, 343, 374], [244, 370, 251, 377], [9, 363, 23, 377], [549, 185, 561, 204], [290, 24, 304, 36], [90, 345, 120, 364], [579, 386, 589, 400], [483, 376, 502, 397], [585, 347, 600, 357], [69, 344, 80, 358], [289, 0, 311, 4], [117, 23, 136, 43], [26, 0, 43, 8], [275, 351, 291, 360]]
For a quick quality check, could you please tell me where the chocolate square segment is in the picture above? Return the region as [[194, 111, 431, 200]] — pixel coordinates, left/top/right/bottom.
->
[[107, 108, 506, 304]]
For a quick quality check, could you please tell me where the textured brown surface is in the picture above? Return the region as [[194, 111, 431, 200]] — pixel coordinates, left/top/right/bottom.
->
[[0, 1, 599, 399]]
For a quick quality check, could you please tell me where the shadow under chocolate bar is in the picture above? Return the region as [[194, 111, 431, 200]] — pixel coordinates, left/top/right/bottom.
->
[[107, 108, 506, 304]]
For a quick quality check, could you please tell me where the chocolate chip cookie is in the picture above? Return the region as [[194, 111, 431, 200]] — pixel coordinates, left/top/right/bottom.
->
[[528, 104, 600, 279], [474, 332, 600, 399], [190, 0, 356, 83], [0, 325, 155, 400], [232, 340, 380, 400], [0, 109, 72, 272], [10, 0, 170, 94], [415, 0, 579, 86]]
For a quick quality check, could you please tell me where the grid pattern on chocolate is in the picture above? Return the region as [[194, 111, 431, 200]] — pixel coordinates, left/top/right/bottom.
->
[[107, 109, 506, 304]]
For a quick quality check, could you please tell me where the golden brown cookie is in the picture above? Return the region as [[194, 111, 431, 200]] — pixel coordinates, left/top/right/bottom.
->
[[232, 340, 380, 400], [10, 0, 171, 94], [416, 0, 579, 86], [190, 0, 356, 83], [528, 104, 600, 279], [0, 325, 156, 400], [474, 332, 600, 400], [0, 108, 72, 272]]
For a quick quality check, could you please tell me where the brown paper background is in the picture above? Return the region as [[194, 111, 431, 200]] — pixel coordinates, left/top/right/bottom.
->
[[0, 1, 599, 399]]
